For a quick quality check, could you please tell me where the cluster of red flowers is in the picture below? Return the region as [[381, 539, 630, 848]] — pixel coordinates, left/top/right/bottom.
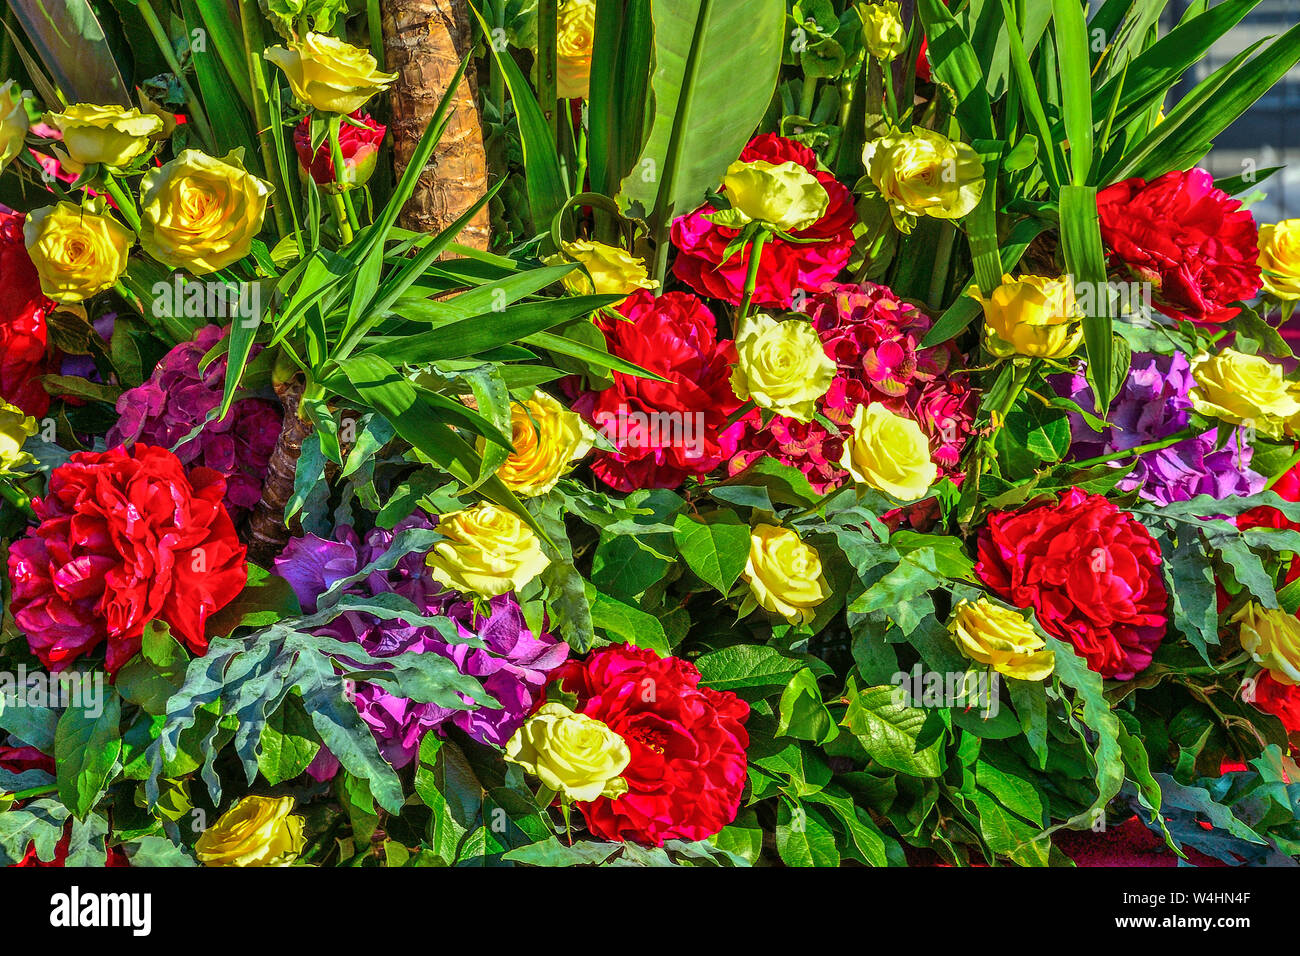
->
[[553, 644, 749, 846], [0, 207, 54, 418], [6, 445, 248, 673]]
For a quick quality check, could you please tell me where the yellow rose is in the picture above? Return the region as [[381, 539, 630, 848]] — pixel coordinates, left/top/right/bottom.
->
[[194, 795, 305, 867], [840, 401, 936, 500], [1259, 219, 1300, 301], [742, 524, 830, 626], [0, 401, 38, 476], [505, 702, 630, 801], [42, 104, 162, 168], [23, 202, 132, 304], [0, 81, 29, 172], [862, 126, 985, 233], [1189, 348, 1300, 440], [730, 313, 836, 422], [1234, 603, 1300, 686], [139, 149, 271, 275], [483, 389, 591, 497], [266, 32, 396, 113], [949, 598, 1055, 680], [860, 1, 906, 61], [559, 239, 658, 297], [708, 160, 830, 233], [556, 0, 597, 99], [969, 273, 1084, 359], [426, 502, 550, 597]]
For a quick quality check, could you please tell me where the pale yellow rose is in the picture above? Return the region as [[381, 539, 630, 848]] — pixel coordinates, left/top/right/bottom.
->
[[742, 524, 830, 626], [1189, 348, 1300, 440], [862, 126, 985, 233], [505, 702, 630, 802], [840, 402, 936, 500], [556, 0, 597, 99], [860, 1, 906, 61], [194, 795, 305, 867], [970, 274, 1084, 359], [42, 104, 162, 168], [138, 149, 271, 275], [559, 239, 658, 297], [0, 81, 29, 172], [483, 389, 591, 497], [730, 313, 836, 422], [949, 598, 1055, 680], [265, 32, 396, 113], [426, 502, 550, 597], [0, 401, 38, 476], [1234, 602, 1300, 686], [1259, 219, 1300, 301], [23, 202, 132, 304], [708, 160, 830, 233]]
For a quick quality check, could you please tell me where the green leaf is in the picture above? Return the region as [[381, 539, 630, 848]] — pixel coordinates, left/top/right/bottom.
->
[[589, 591, 671, 656], [7, 0, 129, 105], [776, 669, 839, 745], [54, 686, 121, 819], [694, 644, 810, 694], [842, 681, 944, 777], [1059, 185, 1115, 412], [915, 0, 995, 141], [672, 512, 750, 594], [1051, 0, 1094, 184], [257, 695, 320, 786], [775, 802, 839, 867]]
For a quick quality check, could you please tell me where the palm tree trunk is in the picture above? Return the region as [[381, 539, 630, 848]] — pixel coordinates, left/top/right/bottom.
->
[[246, 376, 311, 568], [381, 0, 491, 250]]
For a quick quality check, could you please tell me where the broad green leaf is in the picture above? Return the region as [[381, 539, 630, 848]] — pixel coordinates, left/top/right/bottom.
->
[[672, 512, 750, 594], [55, 687, 121, 818]]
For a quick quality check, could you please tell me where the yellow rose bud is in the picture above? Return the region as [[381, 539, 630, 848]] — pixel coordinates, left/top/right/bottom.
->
[[559, 239, 658, 297], [1189, 348, 1300, 440], [556, 0, 597, 100], [862, 126, 985, 233], [969, 273, 1084, 359], [840, 401, 936, 500], [742, 524, 830, 626], [1234, 602, 1300, 686], [194, 795, 305, 867], [505, 702, 630, 801], [1259, 219, 1300, 301], [860, 1, 906, 62], [709, 159, 830, 233], [482, 389, 591, 497], [731, 312, 836, 422], [265, 32, 396, 114], [23, 202, 132, 304], [0, 401, 38, 476], [949, 598, 1055, 681], [42, 104, 162, 168], [139, 149, 272, 275], [0, 81, 29, 172], [426, 502, 550, 597]]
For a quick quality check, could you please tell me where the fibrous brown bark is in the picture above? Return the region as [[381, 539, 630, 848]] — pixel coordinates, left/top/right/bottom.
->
[[382, 0, 491, 250], [246, 377, 312, 568]]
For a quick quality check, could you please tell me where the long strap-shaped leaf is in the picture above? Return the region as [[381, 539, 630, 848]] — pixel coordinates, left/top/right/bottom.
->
[[7, 0, 129, 106], [1059, 185, 1114, 414]]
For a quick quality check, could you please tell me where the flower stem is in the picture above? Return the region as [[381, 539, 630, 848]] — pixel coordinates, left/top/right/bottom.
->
[[1067, 427, 1199, 470], [1265, 445, 1300, 490], [101, 174, 141, 232], [241, 0, 296, 242], [0, 480, 33, 516], [137, 0, 217, 153], [737, 230, 770, 322], [329, 115, 362, 235]]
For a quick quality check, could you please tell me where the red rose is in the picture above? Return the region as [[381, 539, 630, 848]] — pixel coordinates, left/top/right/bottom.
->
[[1252, 670, 1300, 735], [6, 445, 247, 673], [1096, 168, 1260, 325], [552, 644, 749, 846], [670, 133, 856, 308], [293, 111, 387, 188], [1238, 452, 1300, 587], [572, 290, 742, 491], [976, 487, 1169, 679], [0, 206, 54, 418]]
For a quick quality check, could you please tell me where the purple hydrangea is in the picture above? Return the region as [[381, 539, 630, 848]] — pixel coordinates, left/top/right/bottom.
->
[[274, 515, 568, 770], [1060, 350, 1264, 506], [107, 325, 281, 521]]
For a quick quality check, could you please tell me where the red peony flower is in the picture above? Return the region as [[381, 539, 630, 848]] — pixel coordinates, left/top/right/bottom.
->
[[0, 206, 54, 418], [6, 445, 247, 674], [572, 290, 742, 491], [552, 644, 749, 846], [976, 487, 1169, 679], [293, 111, 387, 188], [1096, 168, 1260, 325], [1237, 451, 1300, 587], [670, 133, 856, 308], [1252, 670, 1300, 735]]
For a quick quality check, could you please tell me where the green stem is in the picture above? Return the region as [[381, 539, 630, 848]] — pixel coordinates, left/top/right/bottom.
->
[[329, 193, 355, 243], [926, 223, 956, 310], [1265, 445, 1300, 490], [799, 76, 818, 119], [0, 480, 32, 516], [737, 230, 770, 322], [240, 0, 295, 241], [1068, 427, 1199, 470], [137, 1, 217, 152], [329, 115, 362, 234], [882, 63, 898, 124], [366, 0, 384, 61], [101, 174, 141, 232]]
